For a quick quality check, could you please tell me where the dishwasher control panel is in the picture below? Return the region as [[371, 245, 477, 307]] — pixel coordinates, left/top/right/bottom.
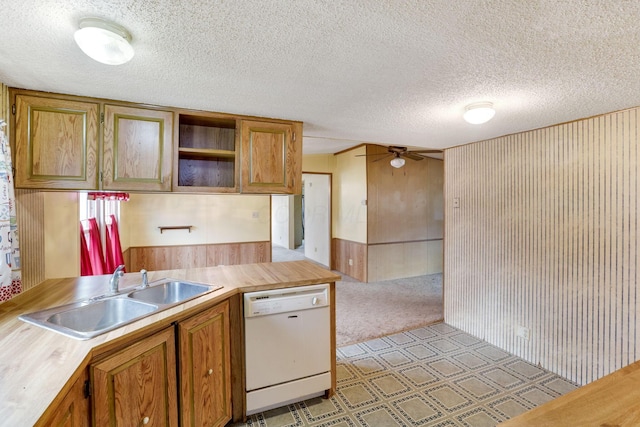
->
[[244, 284, 330, 317]]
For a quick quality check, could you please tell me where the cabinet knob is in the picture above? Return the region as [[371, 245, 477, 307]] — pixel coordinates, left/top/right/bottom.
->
[[142, 416, 150, 424], [208, 368, 213, 376]]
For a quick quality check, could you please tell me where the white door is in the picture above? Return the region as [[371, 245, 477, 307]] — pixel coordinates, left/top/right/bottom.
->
[[303, 173, 331, 267]]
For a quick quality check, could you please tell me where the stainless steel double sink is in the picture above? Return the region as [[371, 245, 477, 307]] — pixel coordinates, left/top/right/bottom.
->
[[19, 279, 222, 340]]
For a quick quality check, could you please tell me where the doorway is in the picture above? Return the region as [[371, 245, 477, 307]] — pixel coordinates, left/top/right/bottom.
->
[[270, 173, 331, 267], [302, 173, 331, 267]]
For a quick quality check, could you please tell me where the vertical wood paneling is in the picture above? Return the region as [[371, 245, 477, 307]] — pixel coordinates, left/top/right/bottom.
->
[[332, 238, 367, 282], [1, 83, 8, 125], [15, 189, 45, 290], [444, 107, 640, 386]]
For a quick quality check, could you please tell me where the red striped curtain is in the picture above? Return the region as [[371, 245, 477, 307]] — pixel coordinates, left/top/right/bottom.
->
[[105, 215, 125, 273], [80, 223, 93, 276], [84, 218, 106, 276]]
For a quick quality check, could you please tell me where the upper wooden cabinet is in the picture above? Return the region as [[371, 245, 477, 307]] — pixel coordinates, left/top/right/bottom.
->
[[14, 93, 99, 189], [240, 120, 302, 194], [11, 88, 302, 193], [174, 113, 239, 193], [103, 104, 173, 191]]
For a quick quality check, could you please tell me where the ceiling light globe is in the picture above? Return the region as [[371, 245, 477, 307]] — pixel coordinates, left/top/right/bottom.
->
[[463, 102, 495, 124], [390, 157, 405, 168], [74, 18, 134, 65]]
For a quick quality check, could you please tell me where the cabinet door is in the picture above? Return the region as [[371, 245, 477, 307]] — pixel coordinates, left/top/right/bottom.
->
[[14, 94, 99, 189], [36, 373, 90, 427], [178, 301, 231, 427], [103, 104, 173, 191], [240, 120, 302, 194], [91, 327, 178, 427]]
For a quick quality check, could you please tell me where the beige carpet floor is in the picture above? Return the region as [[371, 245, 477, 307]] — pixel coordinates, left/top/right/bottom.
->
[[335, 273, 443, 347]]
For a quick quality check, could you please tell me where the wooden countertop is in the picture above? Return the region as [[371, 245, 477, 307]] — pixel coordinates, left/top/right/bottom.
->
[[0, 261, 341, 427], [499, 358, 640, 426]]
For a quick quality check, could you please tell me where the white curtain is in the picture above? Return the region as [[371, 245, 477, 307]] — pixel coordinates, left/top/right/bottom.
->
[[0, 122, 21, 302]]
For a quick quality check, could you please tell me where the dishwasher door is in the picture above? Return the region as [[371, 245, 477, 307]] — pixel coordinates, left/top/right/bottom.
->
[[245, 304, 330, 391]]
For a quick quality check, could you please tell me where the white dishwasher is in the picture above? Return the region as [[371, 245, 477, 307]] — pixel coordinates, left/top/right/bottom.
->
[[244, 283, 331, 415]]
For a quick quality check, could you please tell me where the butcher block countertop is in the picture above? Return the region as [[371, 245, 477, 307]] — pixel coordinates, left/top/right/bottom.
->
[[499, 358, 640, 426], [0, 261, 340, 427]]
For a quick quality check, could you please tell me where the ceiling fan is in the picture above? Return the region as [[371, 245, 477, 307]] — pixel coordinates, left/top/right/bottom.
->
[[357, 146, 442, 168]]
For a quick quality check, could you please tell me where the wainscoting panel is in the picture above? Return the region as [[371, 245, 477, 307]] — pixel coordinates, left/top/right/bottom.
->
[[444, 107, 640, 386], [206, 241, 271, 266], [128, 241, 270, 272], [332, 238, 367, 282]]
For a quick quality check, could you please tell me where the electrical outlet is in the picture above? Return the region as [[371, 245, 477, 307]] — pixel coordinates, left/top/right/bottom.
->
[[516, 325, 530, 341], [348, 258, 353, 266]]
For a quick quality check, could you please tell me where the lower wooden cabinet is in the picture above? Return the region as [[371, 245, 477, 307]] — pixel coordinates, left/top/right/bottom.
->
[[88, 300, 231, 426], [91, 327, 179, 426], [36, 372, 90, 427], [178, 300, 232, 427]]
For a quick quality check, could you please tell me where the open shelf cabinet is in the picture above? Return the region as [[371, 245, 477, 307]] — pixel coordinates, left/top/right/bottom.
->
[[174, 113, 239, 192]]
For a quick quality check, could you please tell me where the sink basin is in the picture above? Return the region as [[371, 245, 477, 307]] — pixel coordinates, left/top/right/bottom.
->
[[19, 278, 222, 340], [127, 280, 215, 305], [20, 298, 158, 340], [47, 298, 157, 333]]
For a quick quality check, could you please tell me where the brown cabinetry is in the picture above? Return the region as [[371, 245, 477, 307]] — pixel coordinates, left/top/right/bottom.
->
[[14, 93, 99, 189], [174, 113, 239, 192], [12, 89, 174, 191], [88, 300, 231, 426], [241, 120, 302, 194], [36, 372, 90, 427], [103, 104, 174, 191], [11, 88, 302, 194], [91, 327, 179, 426], [178, 300, 232, 427]]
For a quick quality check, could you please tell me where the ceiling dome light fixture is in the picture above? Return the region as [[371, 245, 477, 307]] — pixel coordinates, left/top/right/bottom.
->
[[390, 156, 405, 168], [74, 18, 134, 65], [463, 102, 495, 124]]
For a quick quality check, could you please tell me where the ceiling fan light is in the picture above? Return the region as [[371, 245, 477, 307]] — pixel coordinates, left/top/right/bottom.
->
[[390, 157, 405, 168], [463, 102, 495, 124], [74, 18, 134, 65]]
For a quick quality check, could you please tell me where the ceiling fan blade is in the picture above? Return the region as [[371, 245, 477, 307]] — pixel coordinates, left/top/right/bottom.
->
[[355, 153, 394, 157], [371, 154, 393, 163], [403, 153, 426, 161], [407, 149, 443, 154]]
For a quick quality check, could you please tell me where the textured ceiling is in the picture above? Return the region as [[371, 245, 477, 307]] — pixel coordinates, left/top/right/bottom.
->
[[2, 1, 640, 154]]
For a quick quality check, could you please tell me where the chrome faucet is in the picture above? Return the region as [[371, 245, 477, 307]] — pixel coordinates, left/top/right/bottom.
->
[[109, 265, 125, 294], [141, 269, 148, 288]]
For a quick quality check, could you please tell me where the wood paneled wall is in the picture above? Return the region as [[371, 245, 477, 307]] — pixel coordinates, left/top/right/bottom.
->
[[5, 84, 44, 291], [128, 241, 271, 272], [444, 107, 640, 386], [332, 238, 367, 282], [366, 145, 444, 281], [1, 83, 8, 125], [15, 190, 45, 290]]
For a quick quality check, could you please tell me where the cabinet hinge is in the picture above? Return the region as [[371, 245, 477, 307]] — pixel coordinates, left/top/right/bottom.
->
[[83, 380, 91, 398], [100, 112, 104, 124], [11, 104, 16, 115], [99, 171, 103, 182]]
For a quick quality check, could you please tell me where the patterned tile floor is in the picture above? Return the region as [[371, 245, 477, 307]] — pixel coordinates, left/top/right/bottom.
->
[[232, 323, 578, 427]]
